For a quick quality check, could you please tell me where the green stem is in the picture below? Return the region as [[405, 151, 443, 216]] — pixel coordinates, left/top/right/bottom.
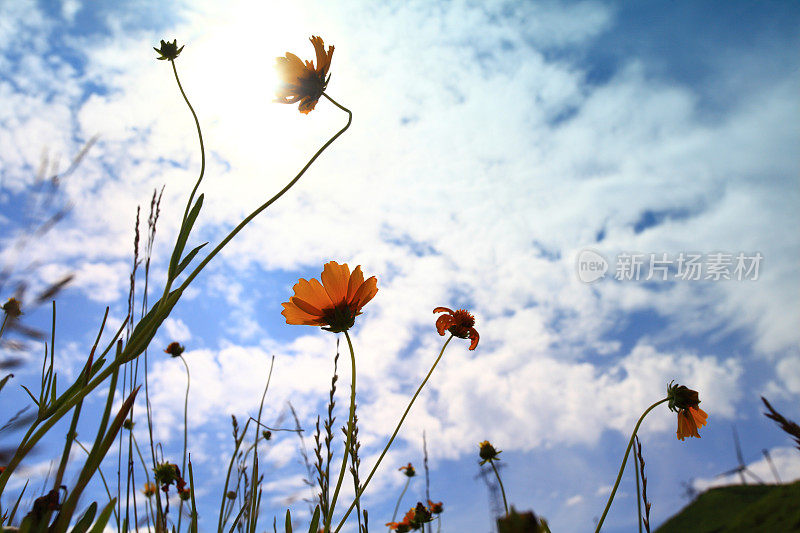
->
[[325, 331, 358, 531], [162, 58, 206, 301], [389, 477, 411, 530], [490, 460, 509, 517], [175, 92, 351, 296], [334, 335, 454, 533], [594, 398, 668, 533]]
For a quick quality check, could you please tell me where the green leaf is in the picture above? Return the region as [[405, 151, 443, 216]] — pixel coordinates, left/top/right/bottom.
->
[[70, 501, 97, 533], [307, 506, 320, 533], [87, 499, 116, 533], [7, 480, 29, 524], [21, 384, 40, 406], [168, 194, 204, 280], [285, 509, 292, 533], [0, 372, 13, 393], [174, 241, 208, 279], [50, 373, 58, 406]]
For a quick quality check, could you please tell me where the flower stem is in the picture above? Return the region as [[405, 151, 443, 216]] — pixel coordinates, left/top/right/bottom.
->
[[171, 59, 205, 225], [334, 335, 454, 533], [489, 460, 509, 517], [176, 93, 352, 295], [162, 58, 206, 301], [326, 330, 358, 532], [389, 477, 411, 530], [594, 398, 668, 533]]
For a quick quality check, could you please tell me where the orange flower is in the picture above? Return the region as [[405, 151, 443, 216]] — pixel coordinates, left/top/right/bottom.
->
[[275, 35, 334, 114], [399, 462, 416, 477], [667, 381, 708, 440], [676, 406, 708, 441], [433, 307, 479, 350], [281, 261, 377, 333]]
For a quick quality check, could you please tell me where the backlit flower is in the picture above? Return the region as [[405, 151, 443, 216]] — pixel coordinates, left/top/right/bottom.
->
[[667, 381, 708, 440], [153, 39, 184, 61], [275, 35, 334, 114], [281, 261, 377, 333], [427, 500, 443, 514], [399, 462, 416, 477], [478, 440, 501, 465], [676, 406, 708, 441], [433, 307, 479, 350]]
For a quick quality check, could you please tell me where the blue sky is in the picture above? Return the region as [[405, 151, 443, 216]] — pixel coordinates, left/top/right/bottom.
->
[[1, 1, 799, 531]]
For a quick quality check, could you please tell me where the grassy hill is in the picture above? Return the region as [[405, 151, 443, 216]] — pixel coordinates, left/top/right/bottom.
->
[[656, 480, 800, 532]]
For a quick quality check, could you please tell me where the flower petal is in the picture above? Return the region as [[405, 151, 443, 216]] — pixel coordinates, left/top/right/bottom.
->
[[281, 301, 324, 325], [346, 265, 365, 302], [433, 307, 454, 315], [351, 275, 378, 310], [468, 328, 480, 350], [290, 296, 324, 317], [321, 261, 350, 305], [293, 277, 332, 309], [690, 406, 708, 428], [275, 53, 307, 82], [435, 314, 454, 336]]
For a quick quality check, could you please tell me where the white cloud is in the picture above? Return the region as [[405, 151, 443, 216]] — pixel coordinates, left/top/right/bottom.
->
[[2, 1, 799, 531], [164, 317, 192, 342]]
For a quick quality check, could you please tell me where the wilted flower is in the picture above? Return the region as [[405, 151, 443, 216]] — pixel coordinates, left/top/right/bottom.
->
[[143, 482, 157, 498], [2, 298, 21, 318], [667, 382, 708, 440], [122, 419, 135, 430], [154, 39, 184, 61], [275, 35, 334, 114], [165, 342, 185, 357], [178, 486, 191, 501], [433, 307, 479, 350], [281, 261, 378, 333], [427, 500, 443, 514], [262, 430, 272, 441], [478, 440, 501, 465], [676, 406, 708, 441], [399, 462, 416, 478]]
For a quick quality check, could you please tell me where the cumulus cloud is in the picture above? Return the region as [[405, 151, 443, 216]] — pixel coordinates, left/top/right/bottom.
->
[[2, 1, 799, 531]]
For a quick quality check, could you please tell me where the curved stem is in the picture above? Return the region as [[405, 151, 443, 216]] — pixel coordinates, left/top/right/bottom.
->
[[389, 477, 411, 530], [176, 93, 351, 295], [490, 460, 509, 517], [162, 58, 206, 302], [326, 331, 357, 531], [171, 59, 206, 223], [594, 398, 668, 533], [334, 335, 454, 533]]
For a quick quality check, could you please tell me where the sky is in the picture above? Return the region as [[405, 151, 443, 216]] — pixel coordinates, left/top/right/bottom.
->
[[1, 0, 799, 531]]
